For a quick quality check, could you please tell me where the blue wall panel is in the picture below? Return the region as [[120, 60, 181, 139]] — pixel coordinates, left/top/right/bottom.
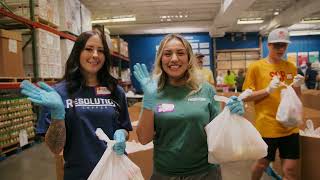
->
[[121, 33, 212, 92], [215, 32, 260, 50], [123, 32, 319, 92]]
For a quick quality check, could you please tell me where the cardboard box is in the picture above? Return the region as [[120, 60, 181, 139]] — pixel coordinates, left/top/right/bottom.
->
[[0, 29, 24, 77], [300, 136, 320, 180], [127, 104, 154, 180], [217, 61, 231, 69], [128, 149, 153, 180], [245, 51, 260, 60], [301, 90, 320, 110], [231, 52, 245, 60], [231, 60, 246, 69], [111, 38, 120, 53], [217, 52, 231, 61], [128, 125, 154, 180]]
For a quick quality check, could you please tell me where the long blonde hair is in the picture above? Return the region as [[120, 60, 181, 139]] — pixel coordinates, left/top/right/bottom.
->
[[152, 34, 201, 94]]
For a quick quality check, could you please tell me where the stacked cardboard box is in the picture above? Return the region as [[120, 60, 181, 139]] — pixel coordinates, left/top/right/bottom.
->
[[300, 90, 320, 180], [119, 39, 129, 57], [111, 37, 129, 57], [60, 39, 74, 77], [58, 0, 81, 35], [4, 0, 60, 27], [111, 38, 119, 53], [80, 3, 92, 32], [0, 29, 24, 77], [231, 52, 245, 60], [217, 61, 231, 70], [217, 52, 231, 61], [245, 51, 260, 60], [23, 29, 62, 78], [231, 60, 246, 69], [127, 103, 153, 180]]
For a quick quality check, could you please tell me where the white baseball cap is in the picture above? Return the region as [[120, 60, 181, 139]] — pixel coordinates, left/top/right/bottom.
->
[[268, 28, 291, 44]]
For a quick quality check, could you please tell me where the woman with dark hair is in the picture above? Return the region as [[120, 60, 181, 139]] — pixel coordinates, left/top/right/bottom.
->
[[20, 30, 132, 180]]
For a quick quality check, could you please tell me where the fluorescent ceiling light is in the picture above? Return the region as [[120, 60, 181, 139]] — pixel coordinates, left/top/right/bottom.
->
[[237, 18, 264, 24], [143, 27, 206, 34], [92, 15, 136, 24], [300, 18, 320, 24], [289, 30, 320, 36]]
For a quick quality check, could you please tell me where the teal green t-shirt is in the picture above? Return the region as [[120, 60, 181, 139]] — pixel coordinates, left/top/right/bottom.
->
[[153, 82, 220, 176]]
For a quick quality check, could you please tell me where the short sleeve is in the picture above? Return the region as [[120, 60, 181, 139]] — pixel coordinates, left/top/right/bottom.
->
[[205, 83, 220, 120], [116, 86, 133, 132], [242, 64, 257, 91]]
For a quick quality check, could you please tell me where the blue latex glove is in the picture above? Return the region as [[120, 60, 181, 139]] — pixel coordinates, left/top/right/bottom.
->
[[133, 63, 157, 110], [20, 80, 65, 120], [226, 96, 244, 115], [112, 129, 127, 155]]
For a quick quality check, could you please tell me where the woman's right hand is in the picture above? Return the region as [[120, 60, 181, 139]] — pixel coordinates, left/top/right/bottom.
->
[[20, 80, 65, 120], [133, 63, 157, 110]]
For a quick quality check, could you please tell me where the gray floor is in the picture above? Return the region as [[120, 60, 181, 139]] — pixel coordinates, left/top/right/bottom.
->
[[0, 143, 273, 180], [0, 142, 56, 180]]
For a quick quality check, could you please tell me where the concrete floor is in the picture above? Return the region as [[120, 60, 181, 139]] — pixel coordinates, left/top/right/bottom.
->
[[0, 142, 273, 180], [0, 143, 56, 180]]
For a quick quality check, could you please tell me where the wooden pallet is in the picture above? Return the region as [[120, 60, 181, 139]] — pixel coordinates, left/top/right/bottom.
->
[[34, 16, 59, 29], [1, 143, 19, 155], [0, 77, 32, 83], [34, 78, 61, 82], [61, 30, 78, 37], [0, 138, 35, 160]]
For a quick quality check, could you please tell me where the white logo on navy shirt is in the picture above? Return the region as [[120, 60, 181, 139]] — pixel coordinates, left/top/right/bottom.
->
[[65, 98, 116, 108]]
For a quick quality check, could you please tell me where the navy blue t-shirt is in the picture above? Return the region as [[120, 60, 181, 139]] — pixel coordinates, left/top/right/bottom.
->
[[36, 81, 132, 180]]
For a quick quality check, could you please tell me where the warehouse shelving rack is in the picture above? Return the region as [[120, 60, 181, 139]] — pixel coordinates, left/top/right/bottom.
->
[[0, 4, 131, 89], [0, 2, 131, 157]]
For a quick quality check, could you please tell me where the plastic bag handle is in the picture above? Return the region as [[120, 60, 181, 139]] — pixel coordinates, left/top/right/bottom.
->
[[214, 89, 253, 103], [214, 95, 229, 103], [96, 128, 114, 144], [280, 81, 294, 87], [306, 119, 314, 131], [238, 89, 253, 100]]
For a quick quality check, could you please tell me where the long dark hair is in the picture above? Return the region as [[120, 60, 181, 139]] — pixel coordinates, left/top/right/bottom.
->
[[63, 31, 119, 106]]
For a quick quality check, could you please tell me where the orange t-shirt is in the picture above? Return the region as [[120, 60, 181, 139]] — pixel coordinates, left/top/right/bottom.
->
[[243, 59, 299, 138]]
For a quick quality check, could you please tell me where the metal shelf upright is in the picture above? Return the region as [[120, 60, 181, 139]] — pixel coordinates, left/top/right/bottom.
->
[[0, 2, 77, 89]]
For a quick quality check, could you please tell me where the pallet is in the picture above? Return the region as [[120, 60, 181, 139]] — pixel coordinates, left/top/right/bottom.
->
[[0, 139, 35, 161], [61, 30, 78, 37], [34, 78, 61, 82], [34, 16, 59, 29], [0, 77, 32, 83]]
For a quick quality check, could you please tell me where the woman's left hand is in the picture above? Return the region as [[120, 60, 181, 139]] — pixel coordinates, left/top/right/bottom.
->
[[226, 96, 244, 115], [112, 129, 127, 155]]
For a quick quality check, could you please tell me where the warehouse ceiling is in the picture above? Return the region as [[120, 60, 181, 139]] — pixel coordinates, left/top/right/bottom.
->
[[80, 0, 320, 36]]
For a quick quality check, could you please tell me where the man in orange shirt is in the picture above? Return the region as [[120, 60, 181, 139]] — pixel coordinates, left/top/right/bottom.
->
[[243, 28, 304, 180]]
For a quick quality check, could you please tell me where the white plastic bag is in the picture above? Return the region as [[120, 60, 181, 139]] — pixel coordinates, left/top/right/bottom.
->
[[276, 85, 303, 127], [205, 90, 268, 164], [299, 119, 320, 138], [88, 128, 144, 180]]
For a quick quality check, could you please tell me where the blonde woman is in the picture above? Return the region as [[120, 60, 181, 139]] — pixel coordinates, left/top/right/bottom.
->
[[133, 34, 244, 180]]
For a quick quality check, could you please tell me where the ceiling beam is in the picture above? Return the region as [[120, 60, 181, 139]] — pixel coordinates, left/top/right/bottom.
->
[[260, 0, 320, 35], [209, 0, 257, 37], [105, 20, 212, 35]]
